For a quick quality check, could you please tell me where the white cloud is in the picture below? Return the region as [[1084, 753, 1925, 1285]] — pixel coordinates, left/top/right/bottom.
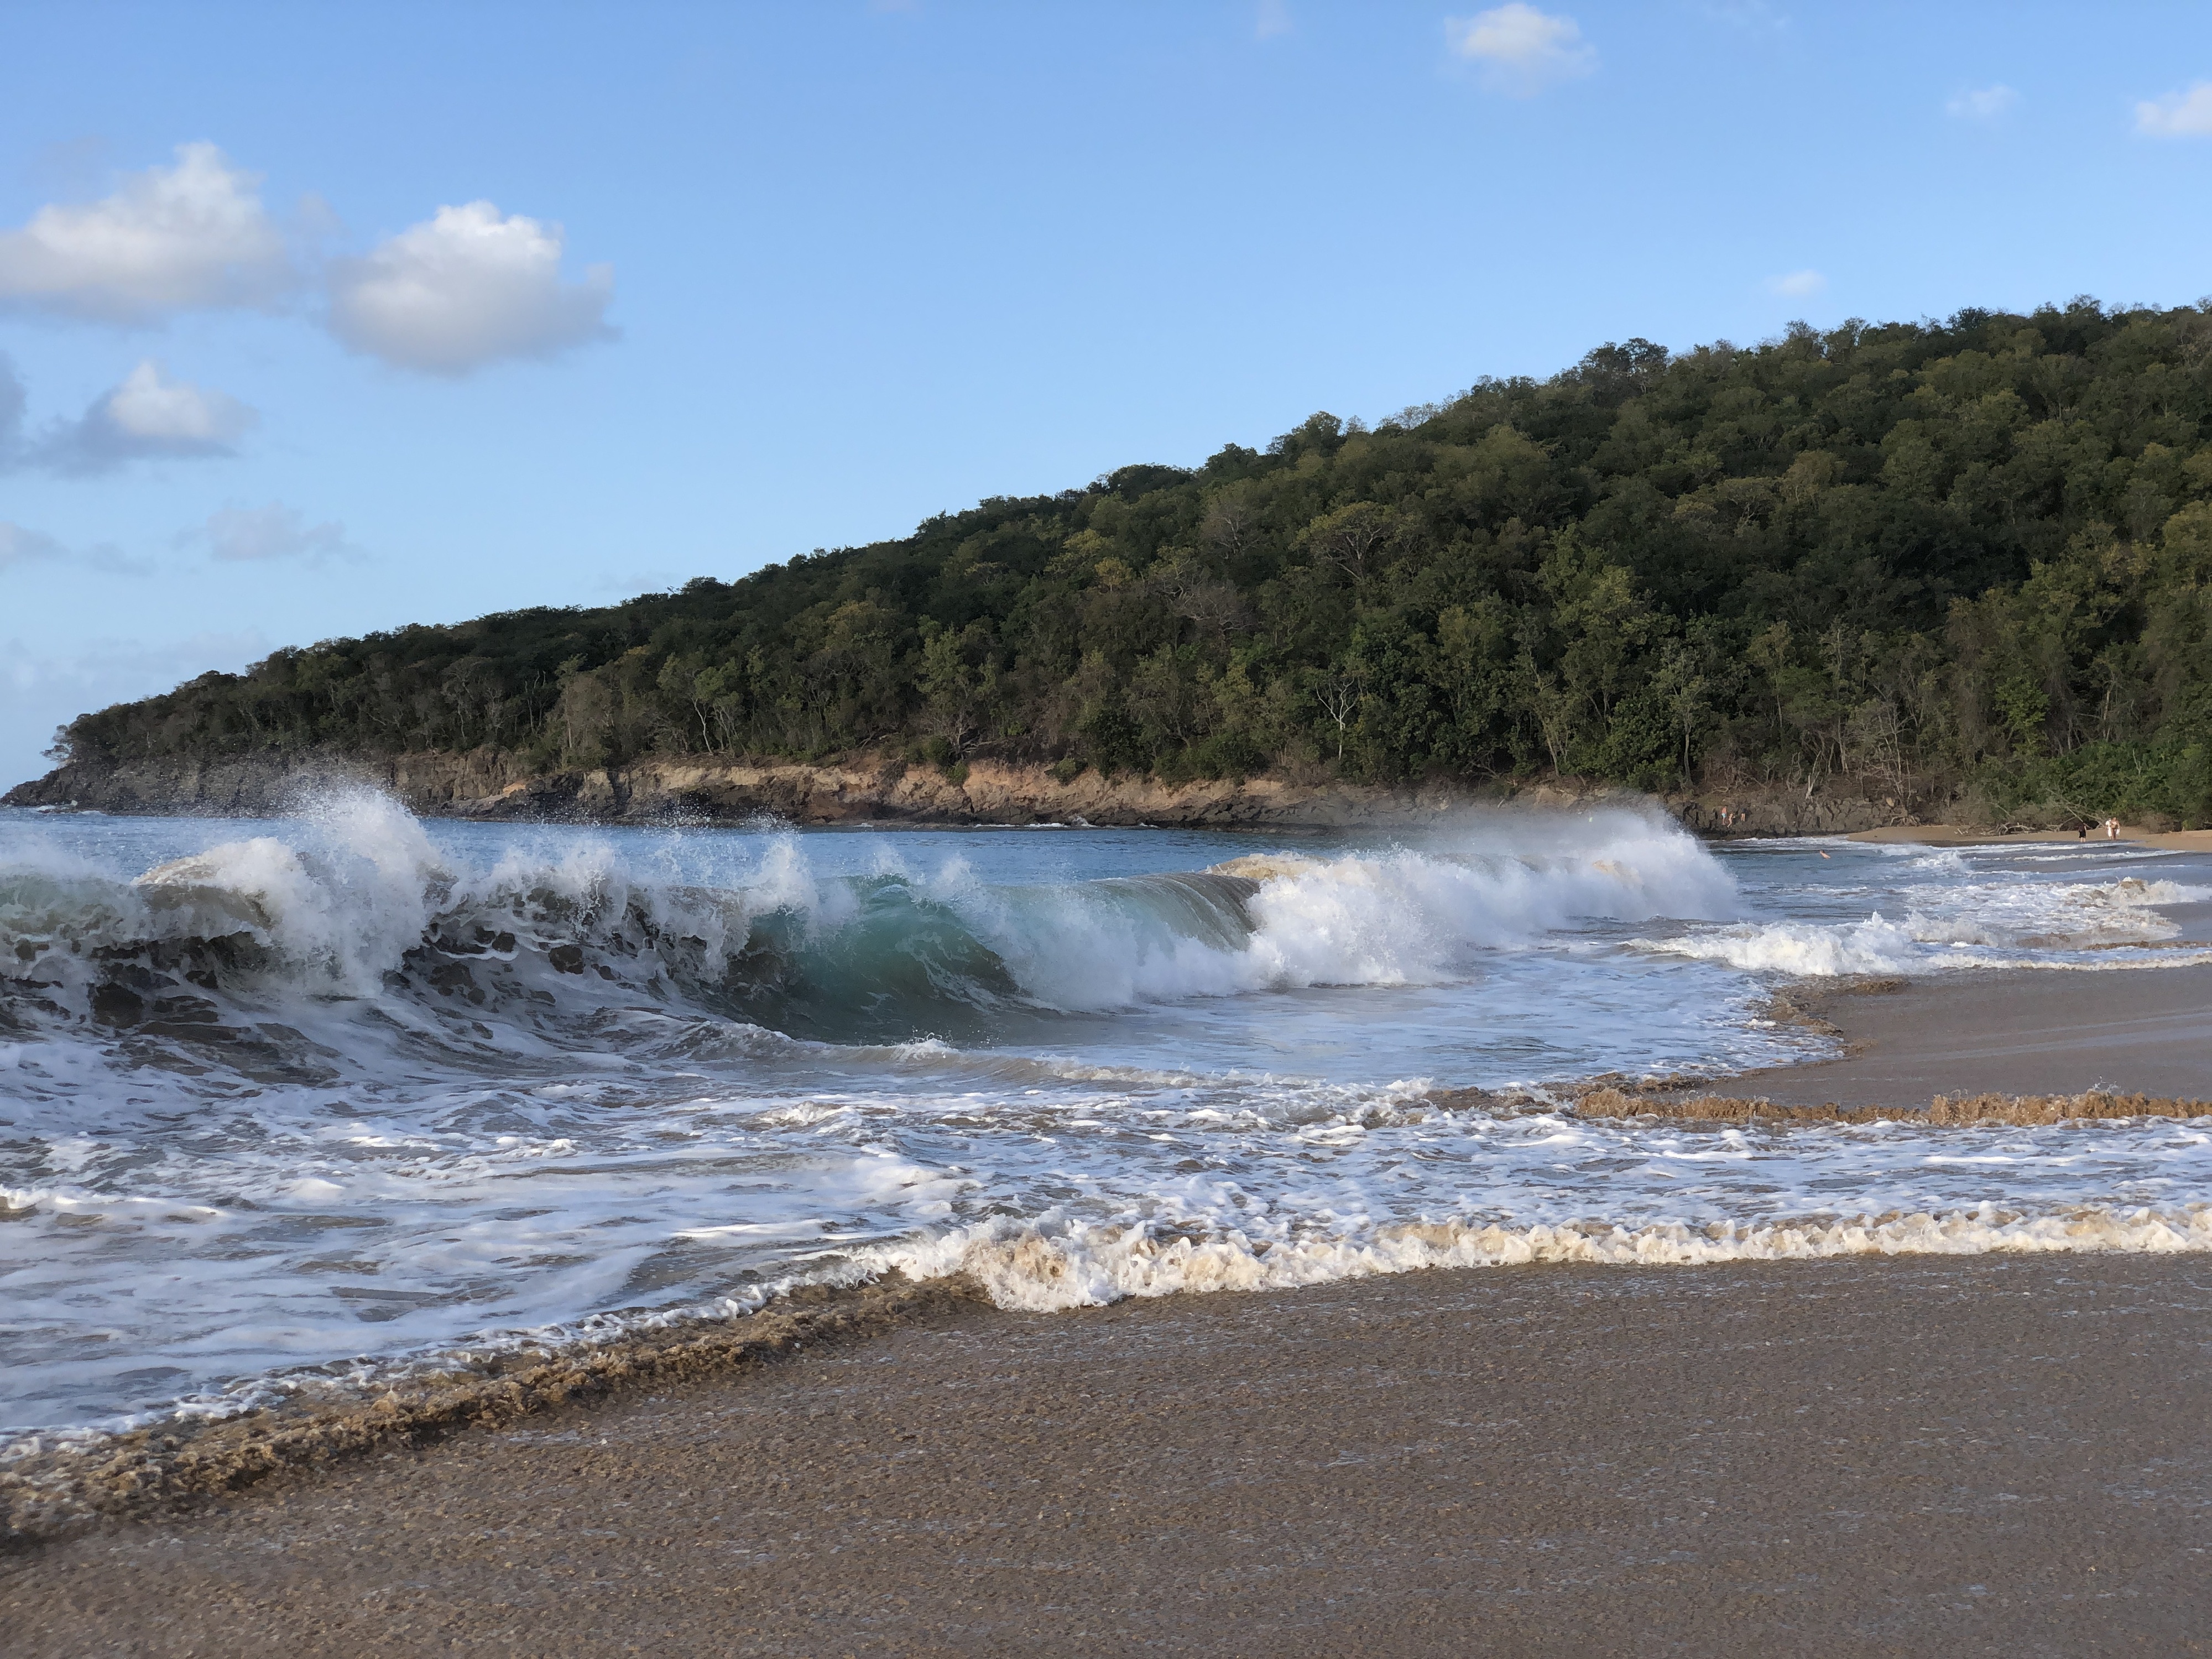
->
[[326, 201, 615, 374], [1446, 4, 1596, 96], [1767, 269, 1827, 298], [1256, 0, 1293, 40], [30, 359, 256, 475], [2136, 82, 2212, 137], [0, 143, 293, 324], [191, 502, 357, 563], [98, 360, 252, 448], [1947, 84, 2019, 121], [0, 144, 617, 382]]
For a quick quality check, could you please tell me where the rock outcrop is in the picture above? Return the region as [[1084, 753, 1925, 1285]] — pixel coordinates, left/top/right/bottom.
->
[[3, 749, 1908, 834]]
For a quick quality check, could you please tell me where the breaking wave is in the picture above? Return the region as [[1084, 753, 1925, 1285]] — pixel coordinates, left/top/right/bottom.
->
[[1644, 874, 2212, 977], [0, 790, 1738, 1062], [10, 793, 2212, 1467]]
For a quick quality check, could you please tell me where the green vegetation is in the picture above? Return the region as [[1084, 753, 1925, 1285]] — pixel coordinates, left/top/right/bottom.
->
[[46, 298, 2212, 826]]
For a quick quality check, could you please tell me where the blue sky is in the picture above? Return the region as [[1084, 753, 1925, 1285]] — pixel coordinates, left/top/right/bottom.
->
[[4, 0, 2212, 785]]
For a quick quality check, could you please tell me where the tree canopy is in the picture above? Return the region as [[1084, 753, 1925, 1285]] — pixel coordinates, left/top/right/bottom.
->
[[48, 298, 2212, 826]]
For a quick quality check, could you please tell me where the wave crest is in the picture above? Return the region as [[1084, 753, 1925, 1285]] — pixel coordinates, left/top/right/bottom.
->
[[3, 794, 1738, 1052]]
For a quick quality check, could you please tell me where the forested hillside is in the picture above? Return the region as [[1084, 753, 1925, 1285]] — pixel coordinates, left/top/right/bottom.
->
[[41, 299, 2212, 826]]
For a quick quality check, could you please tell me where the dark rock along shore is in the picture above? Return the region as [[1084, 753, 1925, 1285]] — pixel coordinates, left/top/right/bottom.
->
[[3, 750, 1900, 835]]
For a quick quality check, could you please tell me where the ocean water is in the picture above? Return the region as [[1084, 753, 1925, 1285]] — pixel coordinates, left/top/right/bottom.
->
[[3, 795, 2211, 1450]]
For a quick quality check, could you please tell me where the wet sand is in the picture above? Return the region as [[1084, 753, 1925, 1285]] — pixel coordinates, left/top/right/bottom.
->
[[1734, 960, 2212, 1109], [1725, 859, 2212, 1109], [8, 1254, 2212, 1657]]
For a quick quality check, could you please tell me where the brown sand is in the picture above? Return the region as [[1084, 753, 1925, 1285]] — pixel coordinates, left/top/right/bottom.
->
[[0, 1278, 982, 1550], [9, 1255, 2212, 1657], [1579, 1084, 2212, 1125], [1712, 962, 2212, 1111]]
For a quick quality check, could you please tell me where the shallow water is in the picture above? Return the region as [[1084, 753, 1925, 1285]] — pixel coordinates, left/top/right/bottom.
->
[[3, 795, 2209, 1447]]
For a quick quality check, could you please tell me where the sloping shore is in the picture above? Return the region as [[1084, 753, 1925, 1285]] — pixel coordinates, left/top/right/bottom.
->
[[9, 1254, 2211, 1657], [1646, 962, 2212, 1112], [3, 748, 1903, 832]]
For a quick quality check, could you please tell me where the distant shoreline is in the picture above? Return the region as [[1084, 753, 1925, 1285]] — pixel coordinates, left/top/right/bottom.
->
[[6, 748, 1919, 837], [1845, 820, 2212, 852]]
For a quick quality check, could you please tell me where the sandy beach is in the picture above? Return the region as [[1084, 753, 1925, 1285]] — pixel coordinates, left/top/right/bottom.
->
[[7, 1254, 2212, 1657], [1715, 959, 2212, 1109], [8, 828, 2212, 1655]]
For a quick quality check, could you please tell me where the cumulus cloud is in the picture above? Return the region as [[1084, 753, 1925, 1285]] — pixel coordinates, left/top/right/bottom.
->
[[0, 351, 251, 474], [1446, 4, 1596, 96], [188, 501, 357, 564], [1767, 269, 1827, 298], [29, 359, 256, 475], [0, 141, 617, 382], [0, 142, 293, 324], [2136, 82, 2212, 137], [326, 201, 615, 374], [1947, 85, 2019, 121]]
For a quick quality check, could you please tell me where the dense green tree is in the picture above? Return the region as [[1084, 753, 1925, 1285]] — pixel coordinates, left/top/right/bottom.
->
[[40, 298, 2212, 826]]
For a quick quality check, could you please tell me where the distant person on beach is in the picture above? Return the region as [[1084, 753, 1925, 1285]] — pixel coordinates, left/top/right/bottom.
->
[[2106, 817, 2121, 839]]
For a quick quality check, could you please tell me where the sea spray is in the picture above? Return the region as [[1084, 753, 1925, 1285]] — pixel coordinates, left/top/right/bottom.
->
[[4, 795, 2211, 1454]]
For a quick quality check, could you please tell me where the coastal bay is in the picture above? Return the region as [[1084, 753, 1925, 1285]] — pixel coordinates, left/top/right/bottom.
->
[[10, 12, 2212, 1654]]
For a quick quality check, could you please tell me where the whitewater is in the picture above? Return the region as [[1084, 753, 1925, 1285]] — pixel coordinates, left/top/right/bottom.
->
[[3, 794, 2210, 1452]]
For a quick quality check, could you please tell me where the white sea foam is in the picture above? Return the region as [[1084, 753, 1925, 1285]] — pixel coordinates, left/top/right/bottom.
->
[[1646, 869, 2212, 976], [6, 798, 2212, 1450], [898, 1199, 2212, 1312], [5, 798, 1737, 1018]]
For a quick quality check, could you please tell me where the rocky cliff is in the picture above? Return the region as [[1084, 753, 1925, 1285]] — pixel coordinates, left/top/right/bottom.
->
[[3, 749, 1907, 836]]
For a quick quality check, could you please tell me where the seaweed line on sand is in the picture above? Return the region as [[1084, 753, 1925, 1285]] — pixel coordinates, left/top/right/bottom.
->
[[1573, 1087, 2212, 1127], [0, 1272, 987, 1556]]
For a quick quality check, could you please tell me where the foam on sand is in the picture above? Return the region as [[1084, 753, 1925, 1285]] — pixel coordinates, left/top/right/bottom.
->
[[916, 1198, 2212, 1313]]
